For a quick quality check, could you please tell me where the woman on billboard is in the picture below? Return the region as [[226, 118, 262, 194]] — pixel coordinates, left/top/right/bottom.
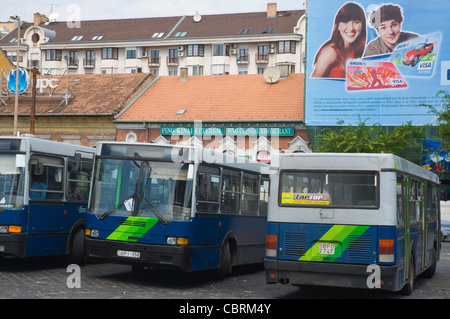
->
[[311, 2, 366, 78]]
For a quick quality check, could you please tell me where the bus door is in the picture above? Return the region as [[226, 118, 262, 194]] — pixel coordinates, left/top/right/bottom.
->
[[403, 176, 411, 285], [195, 165, 222, 246], [27, 155, 67, 256]]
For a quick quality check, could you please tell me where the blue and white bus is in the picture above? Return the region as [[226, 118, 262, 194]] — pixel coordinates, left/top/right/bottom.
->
[[0, 136, 94, 262], [84, 142, 269, 277], [265, 153, 440, 294]]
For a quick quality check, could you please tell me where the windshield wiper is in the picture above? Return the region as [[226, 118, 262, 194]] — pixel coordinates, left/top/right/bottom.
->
[[138, 194, 170, 226], [98, 194, 134, 220]]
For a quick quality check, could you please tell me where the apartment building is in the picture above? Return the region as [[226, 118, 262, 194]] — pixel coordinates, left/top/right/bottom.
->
[[0, 3, 305, 77]]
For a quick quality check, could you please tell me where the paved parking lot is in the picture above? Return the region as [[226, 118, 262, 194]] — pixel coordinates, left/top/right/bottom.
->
[[1, 242, 449, 300]]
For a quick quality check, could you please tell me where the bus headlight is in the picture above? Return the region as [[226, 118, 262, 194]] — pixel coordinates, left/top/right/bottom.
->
[[0, 225, 21, 233], [86, 229, 99, 237], [166, 237, 189, 245]]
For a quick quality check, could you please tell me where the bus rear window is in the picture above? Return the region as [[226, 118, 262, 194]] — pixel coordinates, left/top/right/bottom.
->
[[279, 171, 378, 208]]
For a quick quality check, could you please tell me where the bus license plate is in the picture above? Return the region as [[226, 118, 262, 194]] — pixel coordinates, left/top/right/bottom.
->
[[117, 250, 141, 258], [319, 243, 335, 255]]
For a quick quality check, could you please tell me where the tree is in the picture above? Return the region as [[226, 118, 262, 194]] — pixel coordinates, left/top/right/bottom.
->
[[422, 90, 450, 152], [314, 118, 423, 155]]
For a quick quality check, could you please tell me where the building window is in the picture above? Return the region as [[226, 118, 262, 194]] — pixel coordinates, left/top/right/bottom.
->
[[92, 35, 104, 40], [213, 44, 230, 56], [187, 44, 204, 57], [46, 49, 62, 61], [102, 48, 118, 59], [150, 50, 160, 64], [212, 64, 230, 75], [239, 28, 252, 35], [237, 48, 249, 62], [68, 51, 78, 66], [168, 49, 178, 64], [85, 50, 95, 66], [278, 41, 296, 54], [126, 48, 137, 59], [238, 66, 248, 74], [174, 31, 187, 37]]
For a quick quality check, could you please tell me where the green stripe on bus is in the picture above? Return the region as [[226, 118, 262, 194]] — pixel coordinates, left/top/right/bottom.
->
[[106, 217, 158, 242], [299, 225, 369, 262]]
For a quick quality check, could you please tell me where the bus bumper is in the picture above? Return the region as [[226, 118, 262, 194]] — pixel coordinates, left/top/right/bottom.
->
[[265, 259, 403, 292], [0, 233, 27, 258], [84, 237, 194, 271]]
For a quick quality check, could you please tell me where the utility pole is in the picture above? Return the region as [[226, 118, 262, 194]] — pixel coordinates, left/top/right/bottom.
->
[[10, 15, 20, 136], [30, 68, 37, 134]]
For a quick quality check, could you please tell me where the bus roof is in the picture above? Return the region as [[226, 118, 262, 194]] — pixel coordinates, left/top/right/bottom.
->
[[96, 141, 269, 173], [275, 153, 439, 184], [0, 136, 94, 159]]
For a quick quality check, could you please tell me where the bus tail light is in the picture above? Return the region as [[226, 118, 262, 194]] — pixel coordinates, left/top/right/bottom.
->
[[266, 234, 278, 257], [379, 239, 394, 263]]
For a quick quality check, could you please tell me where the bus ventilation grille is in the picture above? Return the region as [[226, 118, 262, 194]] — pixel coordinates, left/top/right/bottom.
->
[[283, 232, 307, 256], [347, 235, 372, 260], [120, 219, 147, 228]]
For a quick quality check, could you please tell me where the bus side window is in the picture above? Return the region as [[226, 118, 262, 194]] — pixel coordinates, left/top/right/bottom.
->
[[30, 155, 64, 200], [66, 159, 93, 201], [259, 177, 269, 216], [196, 165, 220, 213], [242, 173, 259, 215], [221, 169, 241, 214]]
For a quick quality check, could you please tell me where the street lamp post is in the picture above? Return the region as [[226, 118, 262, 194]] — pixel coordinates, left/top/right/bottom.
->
[[10, 15, 20, 136]]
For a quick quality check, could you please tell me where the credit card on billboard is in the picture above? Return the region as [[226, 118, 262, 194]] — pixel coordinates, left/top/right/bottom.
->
[[389, 32, 441, 77], [346, 61, 407, 91]]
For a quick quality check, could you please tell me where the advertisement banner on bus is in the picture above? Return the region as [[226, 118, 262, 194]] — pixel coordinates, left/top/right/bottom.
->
[[305, 0, 450, 126]]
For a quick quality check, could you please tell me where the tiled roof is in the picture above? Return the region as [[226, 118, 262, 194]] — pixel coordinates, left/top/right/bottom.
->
[[0, 10, 304, 45], [116, 73, 304, 123], [0, 73, 154, 116]]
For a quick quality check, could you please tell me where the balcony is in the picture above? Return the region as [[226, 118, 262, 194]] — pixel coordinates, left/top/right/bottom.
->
[[236, 53, 249, 65], [148, 55, 160, 67], [167, 56, 179, 66], [255, 53, 269, 64], [83, 58, 95, 69]]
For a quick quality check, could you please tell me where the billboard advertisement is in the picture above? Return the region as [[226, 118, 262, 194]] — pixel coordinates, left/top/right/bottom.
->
[[305, 1, 450, 126]]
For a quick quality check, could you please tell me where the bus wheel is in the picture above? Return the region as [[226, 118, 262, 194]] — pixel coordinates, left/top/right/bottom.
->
[[67, 228, 84, 264], [214, 241, 231, 280], [422, 249, 437, 279], [401, 256, 415, 295]]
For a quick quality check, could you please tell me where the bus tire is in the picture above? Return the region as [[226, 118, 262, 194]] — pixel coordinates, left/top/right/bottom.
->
[[214, 241, 231, 280], [67, 228, 84, 264], [401, 255, 415, 295], [422, 248, 437, 279]]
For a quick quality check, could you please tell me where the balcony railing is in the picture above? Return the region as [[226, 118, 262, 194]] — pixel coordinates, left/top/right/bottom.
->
[[167, 56, 179, 66], [237, 53, 249, 64], [148, 56, 160, 66], [255, 53, 269, 63]]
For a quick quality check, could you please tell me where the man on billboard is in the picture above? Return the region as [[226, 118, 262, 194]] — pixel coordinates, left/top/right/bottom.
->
[[363, 4, 419, 57]]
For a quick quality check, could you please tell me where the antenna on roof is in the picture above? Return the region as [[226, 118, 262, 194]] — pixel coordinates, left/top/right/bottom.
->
[[48, 4, 59, 22], [263, 67, 281, 84], [193, 11, 202, 23]]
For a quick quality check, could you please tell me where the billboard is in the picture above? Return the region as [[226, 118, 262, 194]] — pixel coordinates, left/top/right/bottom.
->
[[305, 1, 450, 126]]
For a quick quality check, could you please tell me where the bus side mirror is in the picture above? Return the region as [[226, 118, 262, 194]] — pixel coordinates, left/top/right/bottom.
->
[[34, 162, 44, 176], [199, 174, 211, 194], [71, 153, 82, 173]]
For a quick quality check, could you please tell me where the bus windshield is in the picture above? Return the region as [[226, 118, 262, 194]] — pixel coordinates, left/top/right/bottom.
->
[[90, 158, 193, 223], [280, 171, 378, 208], [0, 154, 25, 211]]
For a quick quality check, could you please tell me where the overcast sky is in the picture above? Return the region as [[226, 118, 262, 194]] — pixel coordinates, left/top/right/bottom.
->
[[2, 0, 305, 22]]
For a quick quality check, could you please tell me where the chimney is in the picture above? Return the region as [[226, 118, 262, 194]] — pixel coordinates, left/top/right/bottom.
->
[[34, 12, 48, 26], [180, 67, 188, 81], [267, 3, 277, 18]]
